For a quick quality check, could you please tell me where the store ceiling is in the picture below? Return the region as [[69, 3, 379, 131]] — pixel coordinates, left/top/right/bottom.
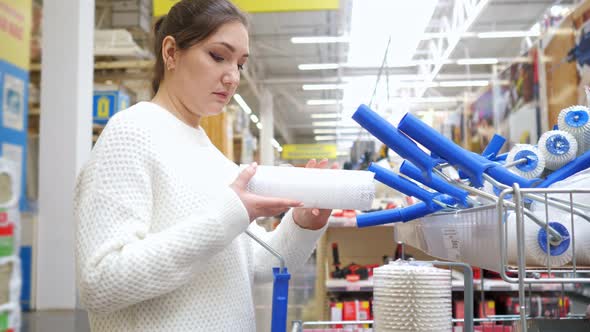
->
[[236, 0, 575, 150]]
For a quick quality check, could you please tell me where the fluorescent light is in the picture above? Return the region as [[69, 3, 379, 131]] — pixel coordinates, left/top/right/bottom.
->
[[311, 113, 340, 119], [250, 114, 259, 123], [315, 135, 336, 141], [312, 121, 339, 127], [307, 99, 340, 106], [314, 135, 357, 142], [314, 128, 360, 134], [348, 0, 437, 66], [298, 63, 340, 70], [291, 36, 349, 44], [438, 80, 489, 87], [389, 97, 460, 104], [233, 94, 252, 115], [302, 84, 346, 90], [456, 58, 499, 65], [395, 81, 439, 88], [256, 122, 262, 130], [477, 31, 539, 39]]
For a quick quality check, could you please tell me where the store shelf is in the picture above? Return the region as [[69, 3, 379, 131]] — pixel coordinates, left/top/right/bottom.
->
[[326, 278, 577, 293], [325, 279, 374, 292]]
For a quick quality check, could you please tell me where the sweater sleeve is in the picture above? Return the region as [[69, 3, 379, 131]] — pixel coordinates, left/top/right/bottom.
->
[[248, 210, 327, 283], [74, 117, 249, 315]]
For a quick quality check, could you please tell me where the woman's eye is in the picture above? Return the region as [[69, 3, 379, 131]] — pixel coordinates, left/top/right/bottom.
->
[[209, 52, 224, 62], [238, 64, 244, 71]]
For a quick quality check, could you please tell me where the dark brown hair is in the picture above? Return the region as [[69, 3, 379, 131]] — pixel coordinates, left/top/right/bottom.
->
[[152, 0, 248, 94]]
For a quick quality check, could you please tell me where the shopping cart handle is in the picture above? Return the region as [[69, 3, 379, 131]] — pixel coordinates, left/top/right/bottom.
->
[[270, 267, 291, 332], [352, 105, 438, 180], [356, 194, 455, 227], [368, 162, 437, 209], [399, 161, 470, 207]]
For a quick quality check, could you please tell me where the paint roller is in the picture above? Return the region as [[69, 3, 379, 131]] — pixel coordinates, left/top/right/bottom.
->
[[397, 112, 537, 189], [399, 160, 470, 207], [351, 104, 438, 180], [356, 163, 456, 227]]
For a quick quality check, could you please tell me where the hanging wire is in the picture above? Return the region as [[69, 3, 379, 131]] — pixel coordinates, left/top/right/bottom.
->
[[369, 36, 392, 108]]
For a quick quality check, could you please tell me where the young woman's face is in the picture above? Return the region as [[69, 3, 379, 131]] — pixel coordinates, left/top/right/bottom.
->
[[174, 21, 249, 117]]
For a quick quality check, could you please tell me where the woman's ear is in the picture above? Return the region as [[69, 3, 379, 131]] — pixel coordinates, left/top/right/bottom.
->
[[162, 36, 178, 71]]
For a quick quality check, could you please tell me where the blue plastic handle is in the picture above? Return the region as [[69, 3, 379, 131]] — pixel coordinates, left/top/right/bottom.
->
[[485, 164, 536, 188], [494, 153, 508, 162], [356, 195, 456, 227], [270, 267, 290, 332], [398, 112, 492, 187], [353, 105, 438, 179], [368, 163, 437, 208], [536, 149, 590, 188], [398, 113, 535, 188], [482, 134, 506, 159], [399, 161, 470, 207]]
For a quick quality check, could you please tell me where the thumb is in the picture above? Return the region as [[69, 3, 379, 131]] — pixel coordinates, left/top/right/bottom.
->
[[233, 163, 258, 190]]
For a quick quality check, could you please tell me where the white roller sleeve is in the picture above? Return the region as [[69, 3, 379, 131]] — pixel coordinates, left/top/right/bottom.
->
[[243, 165, 376, 210]]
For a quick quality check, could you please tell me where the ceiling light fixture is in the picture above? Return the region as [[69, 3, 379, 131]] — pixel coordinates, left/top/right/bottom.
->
[[438, 80, 490, 87], [311, 113, 340, 119], [312, 121, 340, 127], [298, 63, 340, 70], [233, 94, 252, 115], [250, 114, 259, 123], [256, 122, 262, 130], [456, 58, 499, 65], [314, 128, 361, 134]]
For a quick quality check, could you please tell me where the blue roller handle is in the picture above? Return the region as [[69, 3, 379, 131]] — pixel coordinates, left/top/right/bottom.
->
[[356, 195, 455, 227], [536, 149, 590, 188], [494, 153, 508, 162], [482, 134, 506, 160], [270, 267, 290, 332], [353, 105, 438, 179], [368, 163, 437, 208], [398, 113, 535, 188], [400, 161, 470, 207]]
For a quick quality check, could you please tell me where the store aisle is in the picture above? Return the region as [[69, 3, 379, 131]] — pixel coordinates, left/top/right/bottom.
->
[[21, 310, 90, 332]]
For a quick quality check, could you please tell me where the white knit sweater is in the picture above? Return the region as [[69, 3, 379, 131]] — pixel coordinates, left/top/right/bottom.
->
[[74, 101, 326, 331]]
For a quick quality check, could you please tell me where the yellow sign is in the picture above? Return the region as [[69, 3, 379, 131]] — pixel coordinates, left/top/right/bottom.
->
[[281, 144, 337, 160], [0, 0, 32, 69], [154, 0, 339, 17], [97, 97, 111, 119]]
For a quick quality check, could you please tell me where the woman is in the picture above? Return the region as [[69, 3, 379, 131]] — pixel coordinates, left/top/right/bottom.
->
[[74, 0, 334, 330]]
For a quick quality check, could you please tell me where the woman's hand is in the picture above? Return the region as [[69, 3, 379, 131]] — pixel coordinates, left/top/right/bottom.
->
[[231, 163, 303, 222], [292, 159, 339, 230]]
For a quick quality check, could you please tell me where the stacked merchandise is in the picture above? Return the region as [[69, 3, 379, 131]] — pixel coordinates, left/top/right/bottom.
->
[[0, 159, 21, 332], [372, 261, 452, 332]]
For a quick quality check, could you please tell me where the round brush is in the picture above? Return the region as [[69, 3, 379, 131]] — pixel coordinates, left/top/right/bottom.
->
[[538, 130, 578, 170], [506, 144, 545, 179], [558, 105, 590, 155]]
